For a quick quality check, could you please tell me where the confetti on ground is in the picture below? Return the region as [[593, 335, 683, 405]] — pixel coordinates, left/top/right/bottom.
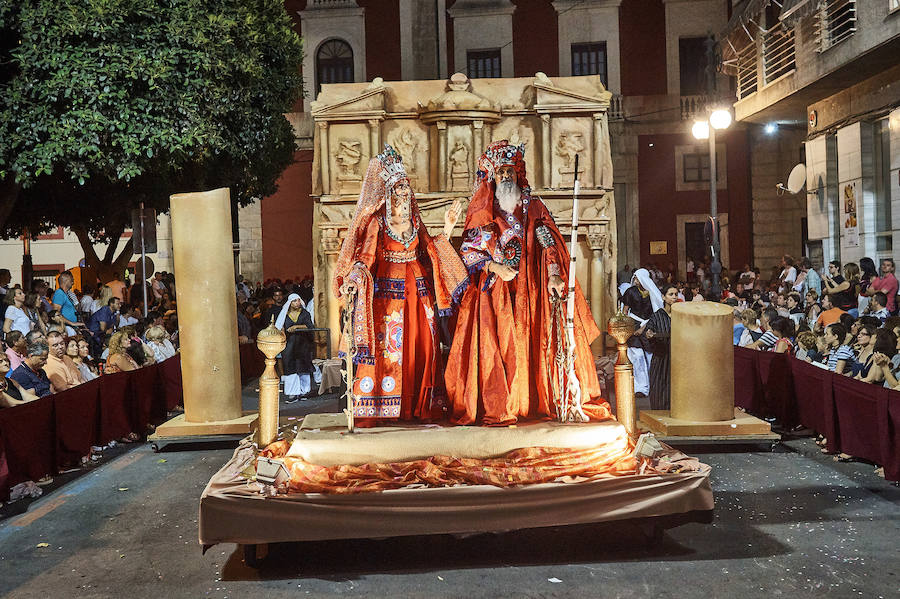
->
[[548, 578, 562, 583], [118, 488, 129, 491], [36, 543, 49, 548]]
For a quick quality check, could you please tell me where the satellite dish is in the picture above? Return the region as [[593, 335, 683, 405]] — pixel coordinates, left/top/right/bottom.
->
[[786, 163, 807, 194]]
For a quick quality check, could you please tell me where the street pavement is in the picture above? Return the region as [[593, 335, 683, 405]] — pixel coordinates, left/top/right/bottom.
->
[[1, 389, 898, 599]]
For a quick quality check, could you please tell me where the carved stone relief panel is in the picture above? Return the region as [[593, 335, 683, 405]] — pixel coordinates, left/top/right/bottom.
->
[[490, 116, 538, 186], [550, 117, 593, 189], [328, 123, 370, 196], [384, 120, 430, 193], [447, 125, 473, 192]]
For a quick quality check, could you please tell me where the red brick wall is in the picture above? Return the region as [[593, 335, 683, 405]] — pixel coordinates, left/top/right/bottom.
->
[[619, 0, 667, 96], [512, 0, 559, 77], [637, 129, 751, 272], [261, 150, 315, 280], [359, 0, 402, 81]]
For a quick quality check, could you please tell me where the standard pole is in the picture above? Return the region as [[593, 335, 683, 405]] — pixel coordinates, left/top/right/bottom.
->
[[139, 202, 148, 319]]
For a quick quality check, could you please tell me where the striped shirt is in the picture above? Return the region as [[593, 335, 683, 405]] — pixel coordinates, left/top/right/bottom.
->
[[758, 330, 778, 350], [827, 345, 855, 372]]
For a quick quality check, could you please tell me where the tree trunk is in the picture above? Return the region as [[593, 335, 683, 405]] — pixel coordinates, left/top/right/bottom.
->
[[72, 226, 134, 284]]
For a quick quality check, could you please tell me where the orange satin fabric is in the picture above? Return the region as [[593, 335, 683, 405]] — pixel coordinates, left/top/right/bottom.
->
[[447, 197, 611, 425], [260, 438, 637, 495]]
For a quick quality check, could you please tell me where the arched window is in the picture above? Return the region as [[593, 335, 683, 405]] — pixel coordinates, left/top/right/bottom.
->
[[316, 39, 354, 94]]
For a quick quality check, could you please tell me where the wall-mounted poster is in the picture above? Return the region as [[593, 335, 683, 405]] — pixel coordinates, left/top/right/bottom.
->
[[843, 182, 859, 247], [650, 241, 668, 255]]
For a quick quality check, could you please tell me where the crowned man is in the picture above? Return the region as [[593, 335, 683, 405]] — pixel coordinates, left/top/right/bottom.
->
[[446, 141, 613, 425]]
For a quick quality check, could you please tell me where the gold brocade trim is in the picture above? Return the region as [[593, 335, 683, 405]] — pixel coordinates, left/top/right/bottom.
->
[[382, 248, 419, 263]]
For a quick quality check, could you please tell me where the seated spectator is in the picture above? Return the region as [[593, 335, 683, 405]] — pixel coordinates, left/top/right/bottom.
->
[[875, 329, 900, 389], [3, 287, 32, 335], [823, 323, 854, 375], [9, 340, 52, 397], [749, 289, 766, 314], [769, 317, 795, 354], [66, 336, 96, 382], [774, 292, 790, 317], [732, 309, 745, 345], [804, 290, 821, 327], [76, 338, 100, 380], [87, 297, 121, 355], [4, 330, 27, 373], [145, 325, 176, 363], [23, 291, 47, 336], [47, 309, 75, 336], [105, 330, 139, 374], [91, 285, 113, 314], [795, 331, 818, 362], [747, 307, 780, 351], [850, 325, 878, 380], [867, 291, 890, 323], [0, 354, 37, 407], [78, 284, 95, 319], [738, 309, 763, 347], [814, 294, 846, 332], [44, 331, 84, 392], [118, 303, 139, 328], [787, 292, 804, 327]]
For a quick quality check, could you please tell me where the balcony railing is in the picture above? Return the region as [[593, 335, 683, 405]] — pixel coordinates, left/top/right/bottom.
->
[[815, 0, 857, 52], [762, 23, 796, 85], [608, 94, 624, 120], [735, 42, 758, 100]]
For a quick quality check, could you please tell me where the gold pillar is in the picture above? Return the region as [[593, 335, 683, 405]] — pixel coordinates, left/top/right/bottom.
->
[[170, 188, 242, 423], [608, 311, 636, 438], [587, 224, 607, 330], [541, 114, 551, 188], [671, 302, 735, 421], [318, 121, 331, 195], [256, 320, 286, 447], [322, 228, 342, 357], [473, 120, 484, 170]]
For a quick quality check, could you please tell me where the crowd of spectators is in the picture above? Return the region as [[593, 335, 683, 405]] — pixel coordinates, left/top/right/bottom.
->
[[620, 254, 899, 473], [0, 268, 180, 481]]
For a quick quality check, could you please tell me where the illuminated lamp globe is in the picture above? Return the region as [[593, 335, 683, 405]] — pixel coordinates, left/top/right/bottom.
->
[[710, 109, 732, 130], [692, 120, 710, 140]]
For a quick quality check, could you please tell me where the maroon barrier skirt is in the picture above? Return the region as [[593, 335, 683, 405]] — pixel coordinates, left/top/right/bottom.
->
[[54, 380, 101, 468], [0, 396, 55, 488]]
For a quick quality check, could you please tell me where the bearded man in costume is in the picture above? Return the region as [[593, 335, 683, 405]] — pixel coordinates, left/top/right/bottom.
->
[[334, 145, 468, 423], [446, 141, 612, 425]]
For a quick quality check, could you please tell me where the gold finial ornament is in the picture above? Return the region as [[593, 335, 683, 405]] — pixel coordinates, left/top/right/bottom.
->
[[257, 316, 286, 447], [607, 309, 637, 437]]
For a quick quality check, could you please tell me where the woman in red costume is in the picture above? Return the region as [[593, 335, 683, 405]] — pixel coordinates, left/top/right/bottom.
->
[[334, 144, 468, 422], [446, 140, 612, 425]]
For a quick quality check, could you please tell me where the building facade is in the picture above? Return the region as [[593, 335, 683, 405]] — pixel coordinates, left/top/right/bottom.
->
[[722, 0, 900, 268]]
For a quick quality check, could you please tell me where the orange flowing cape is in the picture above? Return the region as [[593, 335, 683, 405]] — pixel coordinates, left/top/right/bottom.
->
[[446, 177, 611, 425], [260, 438, 637, 495]]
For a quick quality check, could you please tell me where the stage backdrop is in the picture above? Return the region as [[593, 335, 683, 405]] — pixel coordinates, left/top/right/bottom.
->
[[309, 72, 618, 354]]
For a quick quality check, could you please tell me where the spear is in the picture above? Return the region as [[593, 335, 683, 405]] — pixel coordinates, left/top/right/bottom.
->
[[341, 291, 357, 432]]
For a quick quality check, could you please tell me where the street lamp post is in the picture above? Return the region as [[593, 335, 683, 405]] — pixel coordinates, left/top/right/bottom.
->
[[692, 109, 731, 300]]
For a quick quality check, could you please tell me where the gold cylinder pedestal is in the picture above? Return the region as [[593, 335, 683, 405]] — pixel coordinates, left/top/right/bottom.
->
[[607, 311, 636, 438], [670, 301, 735, 422], [151, 188, 258, 442], [257, 319, 286, 447]]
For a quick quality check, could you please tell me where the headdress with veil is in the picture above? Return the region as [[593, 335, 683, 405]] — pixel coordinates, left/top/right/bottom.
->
[[332, 144, 468, 356]]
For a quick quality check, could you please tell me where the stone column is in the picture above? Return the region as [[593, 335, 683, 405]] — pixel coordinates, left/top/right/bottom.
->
[[318, 121, 331, 195], [169, 188, 242, 423], [473, 120, 484, 166], [541, 114, 551, 188], [368, 119, 382, 155], [587, 224, 607, 330], [594, 112, 614, 189], [437, 121, 448, 190], [321, 228, 343, 356]]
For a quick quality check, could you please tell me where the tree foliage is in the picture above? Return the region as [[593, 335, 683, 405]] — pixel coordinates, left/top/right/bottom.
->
[[0, 0, 304, 251]]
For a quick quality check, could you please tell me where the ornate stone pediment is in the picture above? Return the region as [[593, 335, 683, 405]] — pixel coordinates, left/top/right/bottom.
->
[[533, 72, 612, 113], [418, 73, 500, 124], [311, 78, 387, 121]]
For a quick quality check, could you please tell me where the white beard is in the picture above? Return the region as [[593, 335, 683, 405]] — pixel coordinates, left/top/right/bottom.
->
[[496, 181, 521, 214]]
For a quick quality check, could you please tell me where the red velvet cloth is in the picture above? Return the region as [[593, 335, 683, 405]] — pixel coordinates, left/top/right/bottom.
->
[[54, 379, 100, 468], [0, 396, 55, 488], [128, 364, 161, 437], [239, 344, 265, 383], [757, 351, 797, 428], [159, 355, 183, 411], [790, 359, 832, 437], [831, 375, 885, 465], [98, 371, 133, 444], [734, 347, 762, 412]]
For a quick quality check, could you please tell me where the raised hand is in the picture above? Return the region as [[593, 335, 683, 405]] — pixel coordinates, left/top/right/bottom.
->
[[547, 274, 566, 299], [443, 197, 464, 238]]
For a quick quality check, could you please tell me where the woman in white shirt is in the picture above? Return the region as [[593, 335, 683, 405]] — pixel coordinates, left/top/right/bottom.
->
[[145, 325, 177, 363], [3, 288, 33, 335]]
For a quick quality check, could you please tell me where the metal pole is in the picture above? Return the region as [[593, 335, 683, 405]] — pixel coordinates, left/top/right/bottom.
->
[[139, 202, 148, 319], [709, 126, 722, 300]]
